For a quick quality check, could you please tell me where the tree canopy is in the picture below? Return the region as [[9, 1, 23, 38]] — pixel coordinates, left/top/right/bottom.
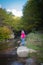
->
[[0, 8, 23, 31], [22, 0, 43, 31]]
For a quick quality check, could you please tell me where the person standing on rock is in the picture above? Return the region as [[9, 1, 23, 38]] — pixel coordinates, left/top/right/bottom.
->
[[20, 30, 26, 46]]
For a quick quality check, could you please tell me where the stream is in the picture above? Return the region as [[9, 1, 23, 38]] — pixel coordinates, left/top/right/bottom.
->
[[0, 52, 24, 65], [0, 38, 41, 65], [0, 50, 41, 65]]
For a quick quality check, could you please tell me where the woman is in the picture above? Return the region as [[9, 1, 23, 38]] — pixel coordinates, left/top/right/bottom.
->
[[20, 30, 26, 46]]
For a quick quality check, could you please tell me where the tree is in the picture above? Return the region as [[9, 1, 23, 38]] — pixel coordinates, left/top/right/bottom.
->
[[0, 8, 7, 25], [0, 8, 24, 32], [22, 0, 43, 31], [22, 0, 43, 62]]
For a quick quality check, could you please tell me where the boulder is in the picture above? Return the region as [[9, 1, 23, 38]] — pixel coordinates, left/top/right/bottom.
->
[[17, 46, 29, 57]]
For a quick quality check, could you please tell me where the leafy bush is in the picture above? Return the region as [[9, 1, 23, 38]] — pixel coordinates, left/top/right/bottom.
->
[[26, 32, 43, 49], [0, 26, 12, 41], [26, 32, 43, 62]]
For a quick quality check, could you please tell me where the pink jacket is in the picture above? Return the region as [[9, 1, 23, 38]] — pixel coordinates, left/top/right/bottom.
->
[[21, 33, 26, 39]]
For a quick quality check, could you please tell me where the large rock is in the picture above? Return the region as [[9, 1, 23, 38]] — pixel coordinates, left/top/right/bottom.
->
[[17, 46, 29, 57]]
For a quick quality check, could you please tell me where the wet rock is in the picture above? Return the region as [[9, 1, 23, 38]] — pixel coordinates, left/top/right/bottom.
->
[[25, 58, 41, 65], [17, 46, 29, 57], [7, 61, 24, 65]]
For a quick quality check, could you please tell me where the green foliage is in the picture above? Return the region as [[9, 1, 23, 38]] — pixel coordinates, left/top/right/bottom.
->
[[0, 26, 12, 41], [26, 32, 43, 49], [0, 8, 23, 31], [22, 0, 43, 31], [26, 32, 43, 62], [10, 17, 23, 31], [0, 8, 7, 25]]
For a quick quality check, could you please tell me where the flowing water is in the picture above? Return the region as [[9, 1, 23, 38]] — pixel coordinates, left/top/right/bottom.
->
[[0, 53, 24, 65]]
